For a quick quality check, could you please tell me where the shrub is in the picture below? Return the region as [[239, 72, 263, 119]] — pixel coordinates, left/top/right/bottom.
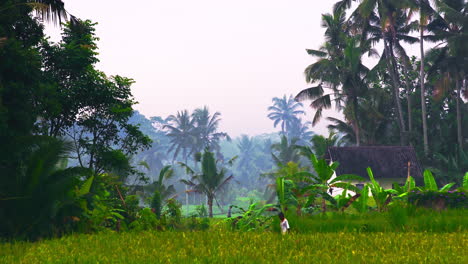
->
[[129, 208, 159, 231], [408, 190, 467, 209]]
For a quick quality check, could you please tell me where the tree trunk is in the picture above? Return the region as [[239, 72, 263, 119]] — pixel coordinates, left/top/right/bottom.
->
[[207, 195, 213, 218], [420, 11, 429, 155], [384, 40, 407, 145], [456, 75, 463, 150], [353, 98, 361, 146], [402, 61, 413, 136]]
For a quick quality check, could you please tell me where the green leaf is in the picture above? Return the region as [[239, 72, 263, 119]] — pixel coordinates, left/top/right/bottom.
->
[[330, 174, 364, 184], [423, 169, 438, 191], [78, 176, 94, 196], [463, 172, 468, 190], [439, 183, 455, 192]]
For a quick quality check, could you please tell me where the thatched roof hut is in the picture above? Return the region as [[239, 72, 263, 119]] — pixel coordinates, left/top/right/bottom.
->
[[326, 146, 423, 182]]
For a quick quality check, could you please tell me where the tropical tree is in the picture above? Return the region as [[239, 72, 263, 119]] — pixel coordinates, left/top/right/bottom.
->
[[271, 135, 301, 166], [192, 106, 230, 157], [296, 8, 373, 146], [146, 165, 176, 219], [288, 119, 315, 146], [0, 136, 91, 239], [235, 135, 258, 186], [164, 110, 196, 162], [415, 0, 435, 155], [180, 150, 236, 217], [267, 95, 305, 135], [426, 0, 467, 150], [308, 130, 345, 159]]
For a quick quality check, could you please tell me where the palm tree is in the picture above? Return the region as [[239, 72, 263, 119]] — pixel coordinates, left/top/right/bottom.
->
[[415, 0, 435, 155], [267, 95, 305, 135], [146, 165, 176, 219], [0, 136, 91, 238], [235, 135, 260, 187], [342, 0, 415, 145], [310, 131, 345, 159], [192, 106, 230, 156], [271, 135, 301, 166], [180, 150, 236, 217], [0, 1, 68, 24], [290, 119, 315, 145], [296, 9, 372, 146], [425, 0, 467, 150], [164, 110, 196, 162]]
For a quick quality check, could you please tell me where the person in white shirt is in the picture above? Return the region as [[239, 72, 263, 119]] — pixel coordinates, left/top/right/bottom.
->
[[278, 212, 290, 234]]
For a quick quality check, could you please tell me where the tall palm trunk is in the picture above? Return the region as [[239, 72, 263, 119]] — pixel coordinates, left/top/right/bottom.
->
[[353, 97, 361, 146], [207, 194, 213, 218], [420, 20, 429, 155], [456, 75, 463, 150], [402, 62, 413, 136], [384, 40, 407, 145]]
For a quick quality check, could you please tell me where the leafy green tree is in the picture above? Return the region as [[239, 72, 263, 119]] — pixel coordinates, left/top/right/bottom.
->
[[180, 150, 236, 217], [38, 19, 99, 137], [0, 0, 45, 180], [68, 73, 151, 177]]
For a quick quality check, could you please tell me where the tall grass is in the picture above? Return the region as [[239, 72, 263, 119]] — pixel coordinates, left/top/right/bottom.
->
[[1, 231, 466, 263], [283, 209, 467, 233]]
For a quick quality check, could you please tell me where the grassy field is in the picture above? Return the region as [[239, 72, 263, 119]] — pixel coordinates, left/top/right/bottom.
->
[[1, 231, 467, 263]]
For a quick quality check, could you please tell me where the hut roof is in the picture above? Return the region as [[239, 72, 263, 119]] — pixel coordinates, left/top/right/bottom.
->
[[326, 146, 423, 179]]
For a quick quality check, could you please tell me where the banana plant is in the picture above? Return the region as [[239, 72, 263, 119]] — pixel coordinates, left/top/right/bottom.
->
[[391, 176, 416, 200], [334, 183, 361, 212], [291, 154, 364, 212], [275, 176, 296, 214], [463, 172, 468, 191], [352, 184, 370, 213], [418, 169, 455, 192], [366, 167, 394, 212]]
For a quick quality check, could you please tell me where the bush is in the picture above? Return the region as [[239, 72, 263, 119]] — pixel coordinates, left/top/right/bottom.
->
[[129, 208, 159, 231], [408, 190, 467, 209]]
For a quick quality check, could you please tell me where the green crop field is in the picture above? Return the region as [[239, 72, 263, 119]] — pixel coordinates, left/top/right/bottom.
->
[[1, 231, 467, 264]]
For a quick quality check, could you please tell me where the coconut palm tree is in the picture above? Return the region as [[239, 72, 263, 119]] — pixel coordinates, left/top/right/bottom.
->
[[271, 135, 301, 166], [425, 0, 467, 150], [235, 135, 259, 186], [192, 106, 230, 156], [267, 95, 305, 135], [180, 150, 236, 217], [341, 0, 416, 145], [164, 110, 196, 162], [288, 119, 315, 146], [414, 0, 435, 155], [310, 131, 345, 159], [297, 8, 372, 146]]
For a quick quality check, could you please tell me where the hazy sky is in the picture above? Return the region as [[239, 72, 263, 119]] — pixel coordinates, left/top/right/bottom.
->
[[46, 0, 348, 137]]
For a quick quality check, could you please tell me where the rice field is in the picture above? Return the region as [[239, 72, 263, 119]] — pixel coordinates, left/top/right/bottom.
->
[[1, 231, 467, 264]]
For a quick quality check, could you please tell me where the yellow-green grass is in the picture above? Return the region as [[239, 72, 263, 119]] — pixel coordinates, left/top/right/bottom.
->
[[1, 231, 467, 263]]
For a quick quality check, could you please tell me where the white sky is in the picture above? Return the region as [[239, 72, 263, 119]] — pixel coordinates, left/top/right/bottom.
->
[[44, 0, 421, 137]]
